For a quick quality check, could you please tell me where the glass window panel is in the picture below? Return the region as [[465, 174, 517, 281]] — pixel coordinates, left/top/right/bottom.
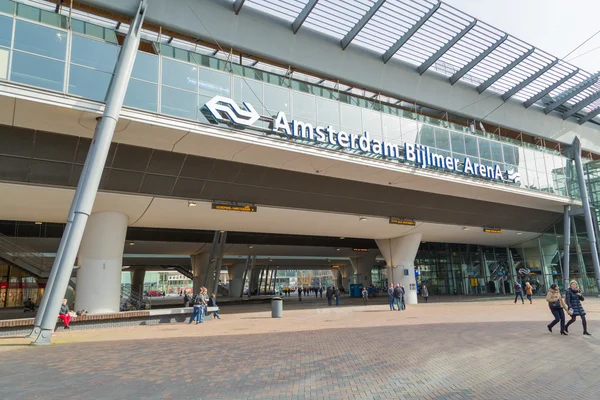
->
[[173, 47, 189, 62], [161, 86, 197, 120], [340, 103, 361, 133], [84, 22, 104, 39], [11, 51, 64, 91], [233, 76, 263, 115], [0, 47, 7, 79], [382, 114, 401, 143], [400, 117, 418, 144], [14, 20, 66, 60], [0, 14, 12, 47], [16, 3, 39, 21], [161, 58, 197, 92], [0, 0, 15, 15], [132, 51, 158, 82], [490, 141, 503, 163], [68, 65, 111, 101], [71, 18, 84, 34], [478, 139, 492, 160], [317, 97, 339, 126], [124, 79, 157, 112], [435, 128, 450, 151], [198, 67, 231, 97], [362, 109, 381, 135], [418, 125, 435, 147], [263, 83, 289, 116], [292, 91, 316, 122], [71, 34, 119, 73], [104, 29, 118, 44], [464, 135, 479, 158], [40, 9, 65, 28], [503, 144, 516, 165], [450, 131, 465, 154]]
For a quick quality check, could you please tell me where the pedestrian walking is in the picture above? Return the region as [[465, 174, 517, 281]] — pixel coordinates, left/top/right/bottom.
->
[[387, 283, 395, 311], [326, 286, 333, 306], [422, 285, 429, 303], [524, 282, 533, 304], [546, 283, 568, 335], [189, 292, 202, 324], [298, 286, 302, 302], [565, 281, 591, 336], [400, 284, 406, 310], [514, 281, 524, 304], [393, 284, 402, 311], [319, 287, 323, 298], [362, 287, 368, 305], [335, 287, 341, 306], [208, 293, 221, 320]]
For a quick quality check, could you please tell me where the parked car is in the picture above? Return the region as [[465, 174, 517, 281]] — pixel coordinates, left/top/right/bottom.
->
[[146, 290, 163, 297]]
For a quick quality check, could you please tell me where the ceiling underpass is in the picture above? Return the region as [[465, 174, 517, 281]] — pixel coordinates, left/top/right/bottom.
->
[[0, 124, 563, 233]]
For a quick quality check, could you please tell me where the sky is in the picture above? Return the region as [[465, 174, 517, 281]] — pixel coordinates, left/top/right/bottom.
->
[[444, 0, 600, 73]]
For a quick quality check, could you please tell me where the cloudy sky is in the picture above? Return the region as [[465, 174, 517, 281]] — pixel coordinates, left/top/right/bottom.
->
[[445, 0, 600, 72]]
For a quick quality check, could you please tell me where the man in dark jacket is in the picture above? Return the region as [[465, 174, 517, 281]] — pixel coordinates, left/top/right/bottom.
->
[[387, 284, 395, 311], [393, 284, 402, 311], [326, 286, 333, 306], [400, 284, 406, 310]]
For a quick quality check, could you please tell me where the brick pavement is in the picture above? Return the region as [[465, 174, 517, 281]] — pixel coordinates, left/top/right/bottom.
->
[[0, 296, 599, 400]]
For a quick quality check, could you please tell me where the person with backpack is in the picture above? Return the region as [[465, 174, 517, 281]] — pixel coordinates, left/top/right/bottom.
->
[[514, 281, 524, 304], [188, 292, 202, 324], [393, 284, 402, 311], [362, 287, 368, 305], [546, 283, 568, 335], [387, 283, 395, 311]]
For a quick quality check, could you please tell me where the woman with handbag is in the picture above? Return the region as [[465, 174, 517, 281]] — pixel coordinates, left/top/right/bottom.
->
[[565, 280, 591, 335], [546, 283, 568, 335]]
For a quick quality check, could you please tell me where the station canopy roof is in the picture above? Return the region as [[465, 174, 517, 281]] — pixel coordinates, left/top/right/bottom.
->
[[224, 0, 600, 126]]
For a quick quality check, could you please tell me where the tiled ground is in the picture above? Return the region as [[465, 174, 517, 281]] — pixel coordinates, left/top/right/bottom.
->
[[1, 296, 599, 400]]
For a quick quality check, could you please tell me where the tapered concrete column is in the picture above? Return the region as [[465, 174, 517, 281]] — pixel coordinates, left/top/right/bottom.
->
[[131, 269, 145, 296], [75, 211, 128, 314], [336, 269, 343, 289], [350, 252, 378, 287], [191, 252, 210, 293], [339, 265, 353, 290], [227, 262, 246, 298], [376, 234, 422, 305]]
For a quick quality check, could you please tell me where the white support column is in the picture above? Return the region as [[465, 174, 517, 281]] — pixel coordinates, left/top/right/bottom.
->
[[75, 211, 128, 314], [191, 252, 210, 293], [227, 262, 246, 298], [376, 233, 422, 305], [350, 252, 378, 287]]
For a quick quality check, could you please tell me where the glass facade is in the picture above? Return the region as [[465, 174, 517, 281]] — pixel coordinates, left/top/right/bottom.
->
[[0, 261, 44, 308], [0, 1, 577, 199]]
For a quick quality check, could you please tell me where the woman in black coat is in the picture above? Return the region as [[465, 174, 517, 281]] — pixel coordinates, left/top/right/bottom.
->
[[565, 280, 591, 335]]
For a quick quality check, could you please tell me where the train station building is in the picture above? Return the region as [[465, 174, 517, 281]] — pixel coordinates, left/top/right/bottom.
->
[[1, 0, 600, 339]]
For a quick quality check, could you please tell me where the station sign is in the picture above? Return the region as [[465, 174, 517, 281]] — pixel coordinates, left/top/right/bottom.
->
[[203, 96, 521, 184], [352, 248, 370, 253], [211, 203, 257, 212], [389, 217, 416, 226], [483, 227, 502, 234]]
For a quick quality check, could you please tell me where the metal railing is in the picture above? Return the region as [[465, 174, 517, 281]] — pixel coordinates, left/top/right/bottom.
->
[[120, 285, 150, 311], [0, 233, 51, 277]]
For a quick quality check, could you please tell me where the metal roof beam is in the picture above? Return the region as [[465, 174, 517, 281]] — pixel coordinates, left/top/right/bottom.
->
[[233, 0, 246, 15], [382, 1, 440, 64], [418, 20, 477, 75], [562, 91, 600, 120], [449, 34, 507, 85], [292, 0, 320, 34], [544, 72, 600, 114], [523, 69, 579, 108], [501, 59, 558, 101], [341, 0, 386, 50], [578, 107, 600, 125], [477, 48, 534, 93]]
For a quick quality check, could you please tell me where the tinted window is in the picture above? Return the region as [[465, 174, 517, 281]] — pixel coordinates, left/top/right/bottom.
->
[[14, 20, 66, 59], [0, 14, 12, 48], [68, 65, 111, 101], [131, 51, 158, 82], [125, 79, 157, 112], [11, 52, 64, 91], [71, 35, 119, 73], [161, 58, 197, 91]]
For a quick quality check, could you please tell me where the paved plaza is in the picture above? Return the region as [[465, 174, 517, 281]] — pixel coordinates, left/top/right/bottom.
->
[[1, 295, 599, 400]]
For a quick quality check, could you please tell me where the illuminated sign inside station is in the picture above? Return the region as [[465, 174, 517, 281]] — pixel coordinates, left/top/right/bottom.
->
[[389, 217, 416, 226], [211, 203, 257, 212]]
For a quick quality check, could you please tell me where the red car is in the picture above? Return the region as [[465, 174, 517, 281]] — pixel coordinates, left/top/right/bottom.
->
[[146, 290, 163, 297]]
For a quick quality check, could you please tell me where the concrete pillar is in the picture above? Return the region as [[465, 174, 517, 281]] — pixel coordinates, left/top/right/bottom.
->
[[75, 211, 128, 314], [191, 252, 210, 293], [336, 269, 343, 289], [376, 233, 422, 305], [249, 267, 260, 295], [339, 265, 353, 291], [131, 269, 145, 296], [350, 252, 378, 287], [227, 262, 246, 298]]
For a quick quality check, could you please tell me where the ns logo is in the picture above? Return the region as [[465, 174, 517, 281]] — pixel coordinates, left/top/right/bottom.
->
[[202, 96, 260, 127]]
